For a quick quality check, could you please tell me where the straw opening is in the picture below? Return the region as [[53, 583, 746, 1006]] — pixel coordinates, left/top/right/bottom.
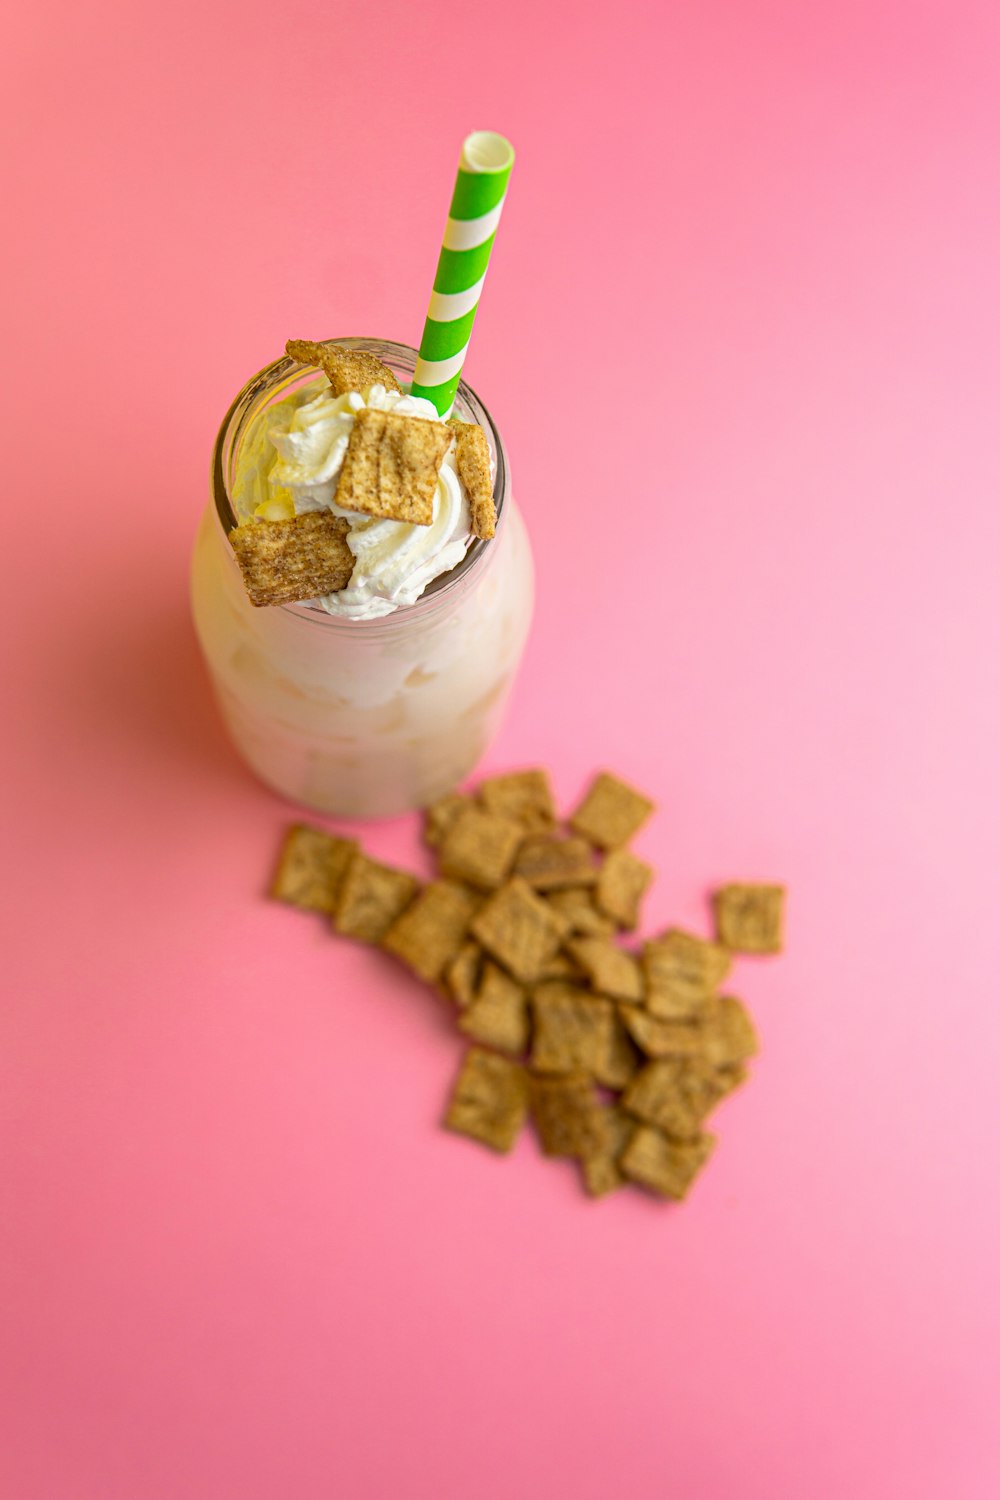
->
[[461, 131, 514, 174]]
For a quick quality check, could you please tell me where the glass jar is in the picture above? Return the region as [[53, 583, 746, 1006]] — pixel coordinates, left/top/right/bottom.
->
[[190, 339, 534, 818]]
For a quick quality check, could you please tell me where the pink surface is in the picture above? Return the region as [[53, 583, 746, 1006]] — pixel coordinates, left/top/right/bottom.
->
[[3, 2, 999, 1496]]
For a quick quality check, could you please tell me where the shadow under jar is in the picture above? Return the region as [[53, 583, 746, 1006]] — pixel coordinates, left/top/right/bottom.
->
[[190, 339, 534, 819]]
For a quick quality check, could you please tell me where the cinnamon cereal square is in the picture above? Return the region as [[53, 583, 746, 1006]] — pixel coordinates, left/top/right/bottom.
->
[[623, 1058, 740, 1139], [513, 836, 598, 890], [381, 880, 480, 983], [700, 995, 759, 1067], [448, 419, 497, 540], [442, 941, 484, 1009], [335, 407, 451, 526], [581, 1105, 636, 1199], [544, 888, 617, 940], [643, 929, 731, 1020], [285, 338, 402, 395], [713, 884, 785, 954], [438, 805, 524, 890], [333, 852, 419, 944], [458, 963, 531, 1056], [229, 511, 354, 607], [595, 1007, 643, 1090], [529, 1073, 609, 1159], [444, 1047, 529, 1153], [477, 770, 557, 832], [470, 878, 568, 984], [270, 824, 358, 914], [566, 937, 644, 1005], [621, 1126, 715, 1200], [530, 982, 615, 1076], [423, 792, 471, 850], [595, 847, 653, 930], [569, 772, 654, 850], [621, 1009, 706, 1060]]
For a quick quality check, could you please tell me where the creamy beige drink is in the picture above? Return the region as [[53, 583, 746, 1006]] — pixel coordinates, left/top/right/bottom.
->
[[190, 339, 533, 818]]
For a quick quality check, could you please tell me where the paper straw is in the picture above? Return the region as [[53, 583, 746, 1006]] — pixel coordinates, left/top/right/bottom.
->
[[410, 131, 515, 415]]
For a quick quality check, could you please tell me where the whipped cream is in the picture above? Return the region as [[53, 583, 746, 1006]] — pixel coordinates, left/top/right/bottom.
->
[[235, 380, 476, 619]]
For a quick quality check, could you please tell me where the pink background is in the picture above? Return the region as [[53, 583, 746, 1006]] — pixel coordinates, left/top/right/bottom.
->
[[3, 1, 999, 1495]]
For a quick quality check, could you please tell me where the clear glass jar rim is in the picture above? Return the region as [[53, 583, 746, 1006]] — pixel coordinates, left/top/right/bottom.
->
[[210, 337, 509, 626]]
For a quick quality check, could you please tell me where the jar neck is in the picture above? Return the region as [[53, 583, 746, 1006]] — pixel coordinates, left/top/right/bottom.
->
[[211, 337, 510, 629]]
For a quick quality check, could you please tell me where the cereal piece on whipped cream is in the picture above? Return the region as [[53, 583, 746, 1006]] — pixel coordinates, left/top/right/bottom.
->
[[228, 511, 354, 607], [270, 824, 358, 914], [448, 419, 496, 540], [335, 407, 451, 526], [333, 852, 420, 944], [285, 338, 402, 395]]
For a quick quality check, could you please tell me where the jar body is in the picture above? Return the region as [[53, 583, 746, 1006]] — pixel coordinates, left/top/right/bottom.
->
[[190, 343, 534, 818]]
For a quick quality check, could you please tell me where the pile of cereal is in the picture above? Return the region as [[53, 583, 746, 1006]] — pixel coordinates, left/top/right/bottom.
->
[[269, 770, 784, 1202]]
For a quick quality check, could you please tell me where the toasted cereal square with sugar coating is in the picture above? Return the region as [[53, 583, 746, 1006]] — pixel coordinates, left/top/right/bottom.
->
[[333, 852, 419, 943], [544, 888, 617, 940], [514, 836, 598, 890], [643, 929, 731, 1020], [713, 883, 785, 954], [444, 1047, 528, 1153], [423, 792, 471, 850], [621, 1009, 706, 1060], [581, 1105, 636, 1198], [477, 770, 557, 832], [438, 805, 524, 890], [443, 941, 484, 1009], [335, 407, 451, 526], [596, 847, 653, 930], [700, 995, 759, 1066], [285, 338, 402, 395], [470, 878, 568, 984], [569, 772, 654, 850], [566, 937, 644, 1005], [596, 1007, 643, 1090], [529, 1073, 610, 1159], [448, 419, 496, 539], [621, 1126, 715, 1200], [459, 963, 531, 1056], [624, 1057, 738, 1139], [229, 511, 354, 607], [530, 982, 615, 1076], [382, 880, 480, 983], [270, 824, 358, 914], [536, 950, 583, 982]]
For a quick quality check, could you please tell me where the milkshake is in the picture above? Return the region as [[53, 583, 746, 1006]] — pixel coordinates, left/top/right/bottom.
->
[[190, 338, 534, 818]]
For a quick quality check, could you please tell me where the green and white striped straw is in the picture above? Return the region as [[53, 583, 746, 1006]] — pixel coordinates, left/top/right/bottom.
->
[[410, 131, 515, 415]]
